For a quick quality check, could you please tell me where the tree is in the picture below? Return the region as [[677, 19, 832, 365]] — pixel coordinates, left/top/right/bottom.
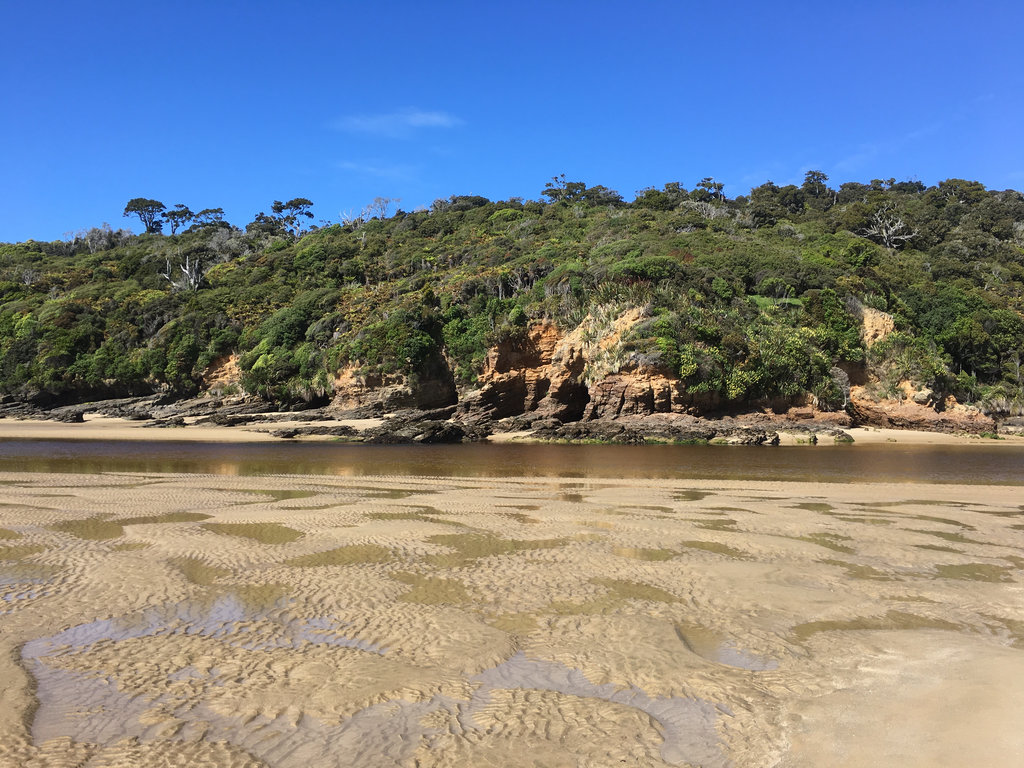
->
[[363, 196, 398, 220], [271, 198, 315, 237], [542, 174, 586, 204], [246, 212, 286, 238], [581, 185, 623, 206], [937, 178, 987, 206], [191, 207, 227, 229], [692, 177, 725, 202], [748, 181, 803, 224], [862, 204, 917, 249], [123, 198, 166, 234], [160, 249, 207, 292], [164, 203, 194, 235]]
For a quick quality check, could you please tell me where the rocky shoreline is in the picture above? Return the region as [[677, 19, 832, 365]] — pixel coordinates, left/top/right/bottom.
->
[[2, 389, 1017, 446], [2, 311, 1018, 445]]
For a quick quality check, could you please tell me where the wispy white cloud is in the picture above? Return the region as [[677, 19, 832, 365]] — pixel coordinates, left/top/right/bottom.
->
[[335, 108, 464, 139]]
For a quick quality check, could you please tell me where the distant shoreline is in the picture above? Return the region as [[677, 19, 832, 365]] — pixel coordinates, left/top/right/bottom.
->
[[1, 415, 1022, 448]]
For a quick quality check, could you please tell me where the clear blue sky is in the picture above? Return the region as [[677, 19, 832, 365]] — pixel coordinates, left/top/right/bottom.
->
[[2, 0, 1021, 242]]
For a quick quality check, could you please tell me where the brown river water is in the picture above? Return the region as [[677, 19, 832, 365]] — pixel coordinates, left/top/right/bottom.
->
[[1, 440, 1023, 767], [1, 438, 1023, 483]]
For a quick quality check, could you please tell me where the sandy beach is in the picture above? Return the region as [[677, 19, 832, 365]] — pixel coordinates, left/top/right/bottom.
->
[[0, 415, 385, 443], [2, 415, 1022, 448], [1, 461, 1022, 767]]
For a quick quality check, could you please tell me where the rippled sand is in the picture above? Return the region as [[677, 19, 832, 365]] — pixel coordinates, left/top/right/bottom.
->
[[1, 471, 1022, 767]]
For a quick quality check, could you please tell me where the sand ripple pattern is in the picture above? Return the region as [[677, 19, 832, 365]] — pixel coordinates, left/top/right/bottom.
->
[[1, 471, 1023, 766]]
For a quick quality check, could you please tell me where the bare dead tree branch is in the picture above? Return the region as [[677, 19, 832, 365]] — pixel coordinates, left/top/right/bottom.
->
[[862, 205, 917, 249]]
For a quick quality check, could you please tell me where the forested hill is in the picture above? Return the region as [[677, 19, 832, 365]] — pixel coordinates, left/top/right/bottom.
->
[[1, 173, 1023, 420]]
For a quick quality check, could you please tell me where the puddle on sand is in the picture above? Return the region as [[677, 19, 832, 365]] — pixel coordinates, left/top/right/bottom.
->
[[202, 522, 304, 544], [679, 540, 750, 560], [819, 558, 896, 581], [170, 556, 232, 586], [613, 547, 677, 561], [825, 513, 895, 526], [908, 528, 987, 546], [367, 506, 464, 527], [694, 518, 739, 532], [1, 562, 60, 606], [791, 610, 961, 642], [214, 488, 321, 504], [886, 594, 938, 604], [342, 484, 438, 499], [793, 502, 833, 512], [858, 499, 969, 509], [673, 490, 712, 502], [393, 571, 471, 604], [286, 544, 395, 567], [50, 517, 124, 540], [970, 507, 1022, 517], [24, 645, 727, 768], [793, 533, 856, 554], [499, 511, 540, 524], [51, 513, 213, 543], [915, 543, 963, 554], [908, 513, 976, 530], [23, 591, 385, 659], [423, 533, 567, 568], [117, 511, 212, 526], [485, 612, 541, 634], [23, 595, 389, 749], [934, 563, 1016, 583], [469, 653, 730, 767], [111, 541, 150, 552], [674, 623, 778, 671], [0, 544, 47, 561], [980, 614, 1024, 649], [0, 527, 22, 540]]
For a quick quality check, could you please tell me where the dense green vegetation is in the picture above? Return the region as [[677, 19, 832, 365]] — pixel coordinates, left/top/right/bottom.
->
[[2, 174, 1023, 415]]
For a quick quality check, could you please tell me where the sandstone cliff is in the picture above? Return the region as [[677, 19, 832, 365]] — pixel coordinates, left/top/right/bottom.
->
[[458, 321, 588, 422], [329, 364, 456, 414], [317, 303, 998, 437], [849, 386, 995, 434]]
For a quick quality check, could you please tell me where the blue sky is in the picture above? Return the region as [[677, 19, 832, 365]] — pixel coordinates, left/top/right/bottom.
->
[[2, 0, 1021, 242]]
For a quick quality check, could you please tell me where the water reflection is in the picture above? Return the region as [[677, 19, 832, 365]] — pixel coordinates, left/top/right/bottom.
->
[[0, 439, 1023, 484]]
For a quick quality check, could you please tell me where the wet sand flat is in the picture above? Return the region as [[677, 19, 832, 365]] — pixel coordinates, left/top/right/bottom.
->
[[1, 471, 1022, 767]]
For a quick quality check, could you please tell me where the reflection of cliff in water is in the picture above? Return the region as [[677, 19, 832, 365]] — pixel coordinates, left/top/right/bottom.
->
[[2, 439, 1024, 484]]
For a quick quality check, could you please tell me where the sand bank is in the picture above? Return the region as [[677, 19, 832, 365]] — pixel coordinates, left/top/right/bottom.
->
[[0, 415, 383, 443], [1, 470, 1022, 766], [2, 415, 1022, 447]]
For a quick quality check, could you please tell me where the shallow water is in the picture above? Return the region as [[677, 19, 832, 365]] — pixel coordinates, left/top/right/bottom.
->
[[1, 453, 1023, 766], [1, 438, 1024, 483]]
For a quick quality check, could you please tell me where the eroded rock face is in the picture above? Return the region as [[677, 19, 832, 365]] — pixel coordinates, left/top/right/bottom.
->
[[200, 354, 241, 395], [847, 304, 896, 349], [330, 363, 456, 414], [463, 317, 759, 424], [849, 386, 996, 434], [584, 369, 682, 419], [468, 323, 588, 422]]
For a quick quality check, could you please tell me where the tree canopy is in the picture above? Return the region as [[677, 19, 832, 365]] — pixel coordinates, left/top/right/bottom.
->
[[122, 198, 166, 234], [1, 176, 1021, 416]]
